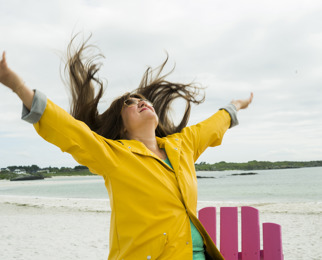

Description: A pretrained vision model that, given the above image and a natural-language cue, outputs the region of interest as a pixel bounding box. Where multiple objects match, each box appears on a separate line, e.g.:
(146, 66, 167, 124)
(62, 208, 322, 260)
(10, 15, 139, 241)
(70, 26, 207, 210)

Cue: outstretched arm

(0, 51, 34, 110)
(0, 51, 115, 176)
(181, 92, 254, 161)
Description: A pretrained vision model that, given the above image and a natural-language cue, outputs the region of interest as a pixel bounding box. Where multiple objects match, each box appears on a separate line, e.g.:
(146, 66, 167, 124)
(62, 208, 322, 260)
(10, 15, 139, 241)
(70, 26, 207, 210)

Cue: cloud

(0, 0, 322, 167)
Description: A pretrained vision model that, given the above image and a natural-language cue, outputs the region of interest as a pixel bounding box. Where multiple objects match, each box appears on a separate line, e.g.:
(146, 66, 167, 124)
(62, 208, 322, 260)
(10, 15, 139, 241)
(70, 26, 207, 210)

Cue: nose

(138, 100, 148, 108)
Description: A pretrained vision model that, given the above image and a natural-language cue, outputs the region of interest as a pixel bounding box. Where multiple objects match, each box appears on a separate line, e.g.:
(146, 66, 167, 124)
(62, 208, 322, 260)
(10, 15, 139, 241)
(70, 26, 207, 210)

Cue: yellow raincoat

(34, 99, 231, 260)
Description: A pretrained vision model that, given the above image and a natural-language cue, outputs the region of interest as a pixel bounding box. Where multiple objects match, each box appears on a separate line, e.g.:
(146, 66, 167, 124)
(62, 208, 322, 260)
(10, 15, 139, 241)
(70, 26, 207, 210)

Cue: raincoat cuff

(220, 103, 239, 128)
(21, 89, 47, 124)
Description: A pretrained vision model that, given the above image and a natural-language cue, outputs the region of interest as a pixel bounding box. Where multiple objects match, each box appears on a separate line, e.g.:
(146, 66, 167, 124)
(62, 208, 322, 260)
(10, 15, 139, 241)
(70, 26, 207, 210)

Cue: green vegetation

(195, 160, 322, 171)
(0, 172, 20, 180)
(0, 165, 92, 180)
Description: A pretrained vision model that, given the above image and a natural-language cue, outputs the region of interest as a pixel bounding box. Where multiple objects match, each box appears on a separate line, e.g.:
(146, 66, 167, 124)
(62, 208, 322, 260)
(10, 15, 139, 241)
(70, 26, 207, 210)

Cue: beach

(0, 196, 110, 260)
(1, 195, 322, 259)
(1, 168, 322, 260)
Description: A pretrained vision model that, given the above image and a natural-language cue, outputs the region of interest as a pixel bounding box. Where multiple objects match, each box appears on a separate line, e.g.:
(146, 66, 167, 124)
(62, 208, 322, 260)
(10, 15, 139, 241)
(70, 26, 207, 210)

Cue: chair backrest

(262, 222, 283, 260)
(220, 207, 238, 259)
(198, 206, 217, 245)
(241, 206, 261, 260)
(198, 206, 283, 260)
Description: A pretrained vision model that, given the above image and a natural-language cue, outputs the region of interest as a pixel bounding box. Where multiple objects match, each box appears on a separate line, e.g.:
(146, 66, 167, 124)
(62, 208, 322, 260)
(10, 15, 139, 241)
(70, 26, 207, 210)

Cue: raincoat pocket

(145, 232, 168, 260)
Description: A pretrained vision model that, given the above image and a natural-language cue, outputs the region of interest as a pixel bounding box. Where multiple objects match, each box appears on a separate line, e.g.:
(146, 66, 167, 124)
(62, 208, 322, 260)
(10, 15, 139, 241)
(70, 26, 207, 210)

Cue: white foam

(0, 195, 111, 212)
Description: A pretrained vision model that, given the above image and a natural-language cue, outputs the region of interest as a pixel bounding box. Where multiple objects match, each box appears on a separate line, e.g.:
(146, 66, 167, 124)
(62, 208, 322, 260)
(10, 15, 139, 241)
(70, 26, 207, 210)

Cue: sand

(0, 196, 110, 260)
(1, 196, 322, 260)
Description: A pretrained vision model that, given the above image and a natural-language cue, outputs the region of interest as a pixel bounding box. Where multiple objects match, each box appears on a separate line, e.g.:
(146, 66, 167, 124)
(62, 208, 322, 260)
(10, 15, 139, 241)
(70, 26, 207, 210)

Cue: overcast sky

(0, 0, 321, 168)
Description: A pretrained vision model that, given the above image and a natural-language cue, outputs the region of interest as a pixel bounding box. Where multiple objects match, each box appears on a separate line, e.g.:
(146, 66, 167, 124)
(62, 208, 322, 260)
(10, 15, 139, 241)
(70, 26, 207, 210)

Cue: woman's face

(120, 97, 158, 135)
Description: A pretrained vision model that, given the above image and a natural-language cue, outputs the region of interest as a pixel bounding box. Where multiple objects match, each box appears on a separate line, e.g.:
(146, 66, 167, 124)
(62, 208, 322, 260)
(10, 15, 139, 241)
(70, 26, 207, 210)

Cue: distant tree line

(0, 165, 90, 180)
(195, 160, 322, 171)
(3, 165, 88, 174)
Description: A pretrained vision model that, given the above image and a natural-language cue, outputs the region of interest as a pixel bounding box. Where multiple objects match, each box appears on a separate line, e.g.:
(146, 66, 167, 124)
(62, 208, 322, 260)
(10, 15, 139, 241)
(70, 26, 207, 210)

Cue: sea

(0, 167, 321, 203)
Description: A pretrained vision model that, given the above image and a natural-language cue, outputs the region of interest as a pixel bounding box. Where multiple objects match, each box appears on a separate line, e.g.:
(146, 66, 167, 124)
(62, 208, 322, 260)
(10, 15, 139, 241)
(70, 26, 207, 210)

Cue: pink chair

(198, 206, 283, 260)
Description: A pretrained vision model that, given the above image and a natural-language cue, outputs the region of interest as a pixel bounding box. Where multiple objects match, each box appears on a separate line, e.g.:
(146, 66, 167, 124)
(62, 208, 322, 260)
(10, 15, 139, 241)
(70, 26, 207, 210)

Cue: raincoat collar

(116, 136, 182, 173)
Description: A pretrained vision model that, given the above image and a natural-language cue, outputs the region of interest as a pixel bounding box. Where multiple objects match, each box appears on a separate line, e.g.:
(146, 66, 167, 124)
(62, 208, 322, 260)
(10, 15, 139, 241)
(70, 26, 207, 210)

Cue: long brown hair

(64, 35, 205, 140)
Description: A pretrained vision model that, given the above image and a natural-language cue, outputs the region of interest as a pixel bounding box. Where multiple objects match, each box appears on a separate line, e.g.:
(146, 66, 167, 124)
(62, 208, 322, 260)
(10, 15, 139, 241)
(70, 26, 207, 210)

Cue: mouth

(140, 107, 149, 112)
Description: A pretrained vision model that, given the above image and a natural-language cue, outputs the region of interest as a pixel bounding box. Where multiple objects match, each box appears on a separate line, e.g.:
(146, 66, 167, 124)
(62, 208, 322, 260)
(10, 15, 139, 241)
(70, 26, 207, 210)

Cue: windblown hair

(64, 35, 205, 140)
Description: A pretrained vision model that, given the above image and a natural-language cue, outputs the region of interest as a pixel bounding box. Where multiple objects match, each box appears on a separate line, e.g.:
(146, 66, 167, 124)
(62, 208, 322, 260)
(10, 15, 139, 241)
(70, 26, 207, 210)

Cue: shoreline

(0, 195, 111, 213)
(1, 194, 321, 214)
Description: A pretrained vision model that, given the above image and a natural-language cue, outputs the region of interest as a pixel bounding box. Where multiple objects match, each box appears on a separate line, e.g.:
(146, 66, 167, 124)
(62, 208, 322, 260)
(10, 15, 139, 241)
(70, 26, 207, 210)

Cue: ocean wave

(0, 195, 111, 213)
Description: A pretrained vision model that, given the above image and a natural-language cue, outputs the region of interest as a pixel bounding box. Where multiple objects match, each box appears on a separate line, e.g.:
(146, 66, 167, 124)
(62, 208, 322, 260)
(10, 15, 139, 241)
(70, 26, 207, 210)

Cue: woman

(0, 38, 253, 260)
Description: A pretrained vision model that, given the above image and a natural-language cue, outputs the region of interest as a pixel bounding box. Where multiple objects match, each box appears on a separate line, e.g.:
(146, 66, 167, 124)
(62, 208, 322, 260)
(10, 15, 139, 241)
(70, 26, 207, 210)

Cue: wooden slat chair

(198, 206, 283, 260)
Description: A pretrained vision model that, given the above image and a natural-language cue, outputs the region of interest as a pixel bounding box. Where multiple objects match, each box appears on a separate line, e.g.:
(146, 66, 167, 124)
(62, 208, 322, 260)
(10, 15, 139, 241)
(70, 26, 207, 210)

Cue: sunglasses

(123, 98, 153, 109)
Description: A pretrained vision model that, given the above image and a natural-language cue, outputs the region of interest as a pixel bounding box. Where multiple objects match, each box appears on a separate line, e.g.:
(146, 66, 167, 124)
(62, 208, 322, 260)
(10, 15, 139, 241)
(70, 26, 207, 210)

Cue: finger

(1, 51, 5, 62)
(1, 52, 8, 67)
(249, 92, 253, 104)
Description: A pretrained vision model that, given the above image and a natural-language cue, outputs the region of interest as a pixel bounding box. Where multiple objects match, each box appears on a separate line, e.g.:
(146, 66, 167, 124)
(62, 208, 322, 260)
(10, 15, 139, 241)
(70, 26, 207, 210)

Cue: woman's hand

(231, 92, 253, 111)
(0, 51, 24, 91)
(0, 51, 34, 110)
(0, 51, 11, 87)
